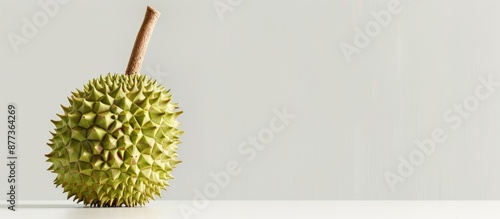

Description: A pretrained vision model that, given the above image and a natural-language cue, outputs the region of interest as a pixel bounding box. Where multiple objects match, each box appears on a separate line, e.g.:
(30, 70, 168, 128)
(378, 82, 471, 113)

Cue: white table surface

(1, 200, 500, 219)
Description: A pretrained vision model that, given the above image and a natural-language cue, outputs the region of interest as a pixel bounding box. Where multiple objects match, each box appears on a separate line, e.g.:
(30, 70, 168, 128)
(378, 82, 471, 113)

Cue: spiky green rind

(46, 73, 183, 207)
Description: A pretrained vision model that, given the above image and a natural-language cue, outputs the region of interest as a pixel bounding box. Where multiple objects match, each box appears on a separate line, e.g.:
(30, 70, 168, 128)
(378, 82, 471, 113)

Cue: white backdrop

(2, 0, 500, 201)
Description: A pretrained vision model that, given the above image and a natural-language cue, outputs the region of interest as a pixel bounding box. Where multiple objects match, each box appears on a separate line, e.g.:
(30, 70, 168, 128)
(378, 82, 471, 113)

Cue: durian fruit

(45, 6, 183, 207)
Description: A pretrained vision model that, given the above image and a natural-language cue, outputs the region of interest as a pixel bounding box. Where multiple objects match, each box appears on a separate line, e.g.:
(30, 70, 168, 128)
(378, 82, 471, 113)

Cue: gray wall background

(2, 0, 500, 200)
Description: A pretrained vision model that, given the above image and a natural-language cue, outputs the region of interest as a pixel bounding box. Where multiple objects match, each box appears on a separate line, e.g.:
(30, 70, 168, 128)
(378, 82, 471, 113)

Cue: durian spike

(125, 6, 161, 75)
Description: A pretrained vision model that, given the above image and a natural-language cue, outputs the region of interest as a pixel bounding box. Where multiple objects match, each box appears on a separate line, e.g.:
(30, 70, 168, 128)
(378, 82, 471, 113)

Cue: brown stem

(125, 6, 160, 75)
